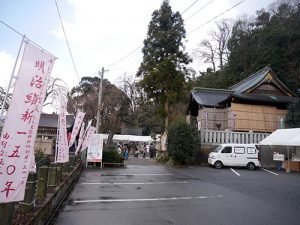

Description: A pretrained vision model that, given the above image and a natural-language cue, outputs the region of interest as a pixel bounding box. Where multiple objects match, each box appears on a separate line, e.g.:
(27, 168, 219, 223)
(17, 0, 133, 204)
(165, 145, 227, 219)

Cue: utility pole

(96, 67, 108, 133)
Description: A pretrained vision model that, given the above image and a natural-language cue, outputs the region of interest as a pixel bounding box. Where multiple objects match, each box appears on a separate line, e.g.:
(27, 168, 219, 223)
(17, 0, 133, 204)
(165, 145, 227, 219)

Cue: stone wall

(0, 155, 82, 225)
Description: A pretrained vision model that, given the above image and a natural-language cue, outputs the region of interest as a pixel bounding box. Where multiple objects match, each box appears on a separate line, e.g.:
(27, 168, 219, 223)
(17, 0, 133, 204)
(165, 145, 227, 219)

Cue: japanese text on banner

(0, 42, 56, 203)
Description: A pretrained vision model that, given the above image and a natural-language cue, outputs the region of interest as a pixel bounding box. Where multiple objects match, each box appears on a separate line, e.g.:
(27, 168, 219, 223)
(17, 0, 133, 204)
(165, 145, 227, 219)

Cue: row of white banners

(0, 40, 96, 203)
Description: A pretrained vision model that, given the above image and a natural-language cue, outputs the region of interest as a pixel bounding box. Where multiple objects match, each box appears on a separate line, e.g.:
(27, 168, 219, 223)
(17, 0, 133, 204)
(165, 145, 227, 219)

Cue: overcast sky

(0, 0, 275, 93)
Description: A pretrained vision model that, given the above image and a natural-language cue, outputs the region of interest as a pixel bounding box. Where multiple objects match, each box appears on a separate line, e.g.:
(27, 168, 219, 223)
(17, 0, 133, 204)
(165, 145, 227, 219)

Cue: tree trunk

(164, 97, 169, 132)
(212, 60, 216, 73)
(107, 133, 114, 145)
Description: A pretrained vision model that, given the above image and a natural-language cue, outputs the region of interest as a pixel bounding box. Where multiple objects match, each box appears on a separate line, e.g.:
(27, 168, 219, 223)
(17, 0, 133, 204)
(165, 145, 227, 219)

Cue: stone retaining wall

(0, 155, 82, 225)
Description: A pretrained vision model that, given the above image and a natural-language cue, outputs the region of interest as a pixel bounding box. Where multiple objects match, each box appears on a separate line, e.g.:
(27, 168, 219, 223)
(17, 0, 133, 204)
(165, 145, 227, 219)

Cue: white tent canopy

(259, 128, 300, 146)
(101, 134, 154, 143)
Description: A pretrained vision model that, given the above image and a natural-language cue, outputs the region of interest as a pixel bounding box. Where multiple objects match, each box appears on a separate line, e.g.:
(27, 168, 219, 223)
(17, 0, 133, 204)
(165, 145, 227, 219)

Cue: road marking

(81, 181, 189, 185)
(90, 173, 172, 176)
(230, 168, 240, 176)
(261, 168, 279, 176)
(120, 174, 172, 176)
(74, 195, 223, 204)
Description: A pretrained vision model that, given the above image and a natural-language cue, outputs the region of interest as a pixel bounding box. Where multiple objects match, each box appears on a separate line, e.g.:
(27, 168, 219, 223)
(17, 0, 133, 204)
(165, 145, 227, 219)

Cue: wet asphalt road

(54, 157, 300, 225)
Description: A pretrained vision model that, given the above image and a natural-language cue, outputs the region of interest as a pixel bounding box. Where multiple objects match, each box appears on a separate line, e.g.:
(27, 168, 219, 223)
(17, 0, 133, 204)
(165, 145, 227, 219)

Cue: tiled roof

(39, 113, 74, 128)
(191, 88, 233, 108)
(229, 66, 295, 96)
(229, 67, 270, 92)
(220, 93, 296, 105)
(190, 66, 296, 108)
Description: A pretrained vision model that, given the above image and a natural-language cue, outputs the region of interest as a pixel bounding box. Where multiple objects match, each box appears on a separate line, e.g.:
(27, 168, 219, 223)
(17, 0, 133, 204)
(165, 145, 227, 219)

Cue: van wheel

(214, 161, 223, 169)
(247, 162, 255, 170)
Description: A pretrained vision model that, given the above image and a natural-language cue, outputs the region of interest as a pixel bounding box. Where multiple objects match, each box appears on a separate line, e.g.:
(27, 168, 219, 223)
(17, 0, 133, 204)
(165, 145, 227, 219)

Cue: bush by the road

(167, 121, 200, 165)
(103, 144, 124, 163)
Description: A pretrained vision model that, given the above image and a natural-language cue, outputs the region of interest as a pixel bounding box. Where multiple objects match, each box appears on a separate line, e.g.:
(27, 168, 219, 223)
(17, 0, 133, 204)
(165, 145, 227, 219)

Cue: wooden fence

(200, 129, 270, 145)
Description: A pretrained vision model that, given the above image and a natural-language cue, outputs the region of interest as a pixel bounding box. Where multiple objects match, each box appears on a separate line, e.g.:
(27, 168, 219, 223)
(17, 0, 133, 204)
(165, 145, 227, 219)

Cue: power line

(188, 0, 245, 35)
(106, 44, 143, 68)
(106, 0, 245, 73)
(110, 58, 142, 73)
(106, 0, 202, 70)
(0, 20, 57, 58)
(181, 0, 200, 14)
(54, 0, 80, 82)
(185, 0, 215, 22)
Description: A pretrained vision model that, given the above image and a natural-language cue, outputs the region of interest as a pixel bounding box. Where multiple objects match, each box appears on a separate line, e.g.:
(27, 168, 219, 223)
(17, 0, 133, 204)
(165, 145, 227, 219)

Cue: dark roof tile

(192, 88, 233, 107)
(39, 113, 74, 128)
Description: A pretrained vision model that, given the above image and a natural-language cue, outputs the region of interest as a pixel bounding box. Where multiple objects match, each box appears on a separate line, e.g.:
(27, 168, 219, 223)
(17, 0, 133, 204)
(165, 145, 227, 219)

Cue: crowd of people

(117, 142, 156, 159)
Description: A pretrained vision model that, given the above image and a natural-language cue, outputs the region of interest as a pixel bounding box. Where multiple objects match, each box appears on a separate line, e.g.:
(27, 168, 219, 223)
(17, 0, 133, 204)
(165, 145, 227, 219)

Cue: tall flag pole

(0, 40, 56, 203)
(0, 36, 25, 123)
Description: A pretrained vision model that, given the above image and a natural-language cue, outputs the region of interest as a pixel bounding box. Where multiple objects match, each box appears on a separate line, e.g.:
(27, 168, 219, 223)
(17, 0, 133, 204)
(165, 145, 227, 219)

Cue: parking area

(55, 160, 300, 225)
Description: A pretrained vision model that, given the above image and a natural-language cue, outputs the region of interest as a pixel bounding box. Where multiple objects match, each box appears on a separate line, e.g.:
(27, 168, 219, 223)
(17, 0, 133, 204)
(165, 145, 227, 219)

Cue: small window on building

(221, 146, 232, 153)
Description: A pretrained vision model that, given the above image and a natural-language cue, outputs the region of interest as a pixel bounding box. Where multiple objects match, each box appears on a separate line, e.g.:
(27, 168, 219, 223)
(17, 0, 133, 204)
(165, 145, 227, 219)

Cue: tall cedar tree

(137, 0, 191, 131)
(285, 99, 300, 128)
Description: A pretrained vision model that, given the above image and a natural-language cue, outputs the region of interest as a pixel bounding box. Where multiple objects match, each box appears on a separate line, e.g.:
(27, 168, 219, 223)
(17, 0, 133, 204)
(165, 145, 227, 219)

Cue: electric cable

(185, 0, 215, 22)
(54, 0, 81, 82)
(188, 0, 245, 35)
(0, 20, 56, 58)
(106, 0, 202, 69)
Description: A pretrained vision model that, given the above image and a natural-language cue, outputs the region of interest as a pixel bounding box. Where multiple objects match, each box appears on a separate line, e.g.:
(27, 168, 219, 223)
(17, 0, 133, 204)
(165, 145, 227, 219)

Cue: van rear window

(247, 147, 256, 154)
(234, 147, 245, 154)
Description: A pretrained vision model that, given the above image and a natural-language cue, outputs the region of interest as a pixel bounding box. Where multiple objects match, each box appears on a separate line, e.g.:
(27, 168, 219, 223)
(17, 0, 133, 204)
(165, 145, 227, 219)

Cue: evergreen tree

(285, 99, 300, 128)
(194, 0, 300, 93)
(137, 0, 191, 131)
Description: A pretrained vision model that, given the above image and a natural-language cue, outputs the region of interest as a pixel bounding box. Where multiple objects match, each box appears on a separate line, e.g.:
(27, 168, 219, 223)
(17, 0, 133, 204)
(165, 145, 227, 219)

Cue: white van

(208, 144, 261, 170)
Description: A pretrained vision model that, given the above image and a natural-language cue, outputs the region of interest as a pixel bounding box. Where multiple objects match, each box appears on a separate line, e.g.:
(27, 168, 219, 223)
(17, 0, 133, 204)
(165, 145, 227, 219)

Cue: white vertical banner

(68, 111, 85, 148)
(87, 134, 103, 163)
(55, 97, 69, 163)
(85, 119, 92, 135)
(205, 111, 208, 130)
(75, 122, 85, 155)
(81, 126, 96, 151)
(232, 112, 237, 130)
(29, 152, 36, 173)
(0, 41, 56, 203)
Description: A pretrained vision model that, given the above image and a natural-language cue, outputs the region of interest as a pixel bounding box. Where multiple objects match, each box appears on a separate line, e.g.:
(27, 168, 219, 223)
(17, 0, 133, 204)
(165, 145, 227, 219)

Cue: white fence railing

(201, 129, 270, 145)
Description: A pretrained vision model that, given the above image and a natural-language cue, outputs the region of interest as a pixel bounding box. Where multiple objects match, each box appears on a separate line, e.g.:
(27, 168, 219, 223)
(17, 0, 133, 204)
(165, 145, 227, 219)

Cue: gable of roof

(228, 66, 296, 96)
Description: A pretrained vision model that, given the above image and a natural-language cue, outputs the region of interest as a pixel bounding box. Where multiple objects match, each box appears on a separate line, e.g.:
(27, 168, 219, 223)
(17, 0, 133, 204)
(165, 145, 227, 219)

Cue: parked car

(208, 143, 261, 170)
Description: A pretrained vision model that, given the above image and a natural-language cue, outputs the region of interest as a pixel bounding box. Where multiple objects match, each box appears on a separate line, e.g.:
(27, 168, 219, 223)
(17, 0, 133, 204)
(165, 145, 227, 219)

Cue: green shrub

(103, 144, 124, 163)
(156, 153, 169, 164)
(167, 121, 200, 165)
